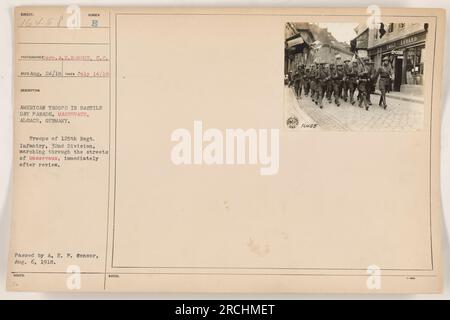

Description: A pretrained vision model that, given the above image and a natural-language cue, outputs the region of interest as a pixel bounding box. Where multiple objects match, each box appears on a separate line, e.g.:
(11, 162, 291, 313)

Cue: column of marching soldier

(287, 55, 393, 111)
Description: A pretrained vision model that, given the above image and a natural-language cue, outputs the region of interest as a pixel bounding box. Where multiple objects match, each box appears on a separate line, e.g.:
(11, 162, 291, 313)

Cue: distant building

(353, 23, 428, 95)
(285, 23, 353, 74)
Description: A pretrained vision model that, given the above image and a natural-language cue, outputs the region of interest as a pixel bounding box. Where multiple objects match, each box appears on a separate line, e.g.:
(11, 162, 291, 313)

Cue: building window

(405, 45, 424, 85)
(388, 23, 394, 33)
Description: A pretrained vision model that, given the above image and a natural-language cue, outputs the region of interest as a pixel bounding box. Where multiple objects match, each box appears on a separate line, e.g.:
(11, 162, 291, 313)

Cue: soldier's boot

(358, 92, 364, 108)
(368, 93, 372, 105)
(379, 91, 387, 109)
(334, 85, 341, 106)
(350, 90, 355, 105)
(363, 94, 369, 111)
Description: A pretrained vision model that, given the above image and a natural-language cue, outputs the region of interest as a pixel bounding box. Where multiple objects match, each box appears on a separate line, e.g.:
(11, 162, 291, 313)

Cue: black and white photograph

(284, 22, 428, 131)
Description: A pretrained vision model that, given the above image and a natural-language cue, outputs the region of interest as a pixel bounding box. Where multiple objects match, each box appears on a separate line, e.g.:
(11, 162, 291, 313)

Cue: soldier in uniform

(315, 63, 327, 108)
(342, 58, 351, 102)
(374, 56, 393, 109)
(310, 63, 317, 102)
(347, 60, 359, 105)
(292, 64, 301, 98)
(287, 70, 293, 87)
(356, 57, 368, 103)
(333, 54, 343, 99)
(298, 64, 306, 98)
(331, 63, 345, 106)
(366, 59, 376, 106)
(357, 59, 370, 110)
(303, 65, 311, 97)
(313, 63, 321, 104)
(326, 63, 335, 103)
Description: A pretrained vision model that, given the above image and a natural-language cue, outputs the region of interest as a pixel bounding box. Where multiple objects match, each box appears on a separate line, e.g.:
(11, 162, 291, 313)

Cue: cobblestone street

(284, 86, 424, 131)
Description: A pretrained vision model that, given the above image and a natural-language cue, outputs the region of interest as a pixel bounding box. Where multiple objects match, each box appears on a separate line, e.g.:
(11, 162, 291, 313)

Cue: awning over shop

(286, 36, 304, 48)
(286, 31, 313, 48)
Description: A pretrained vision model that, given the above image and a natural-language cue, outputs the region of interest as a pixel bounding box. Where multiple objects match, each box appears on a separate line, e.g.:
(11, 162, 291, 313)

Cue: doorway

(393, 57, 403, 92)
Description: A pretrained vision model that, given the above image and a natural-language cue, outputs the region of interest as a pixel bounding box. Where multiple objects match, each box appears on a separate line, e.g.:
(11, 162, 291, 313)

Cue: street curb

(372, 91, 424, 104)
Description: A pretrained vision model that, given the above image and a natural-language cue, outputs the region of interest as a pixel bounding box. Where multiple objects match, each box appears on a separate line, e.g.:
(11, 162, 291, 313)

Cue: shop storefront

(369, 30, 427, 94)
(285, 32, 313, 74)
